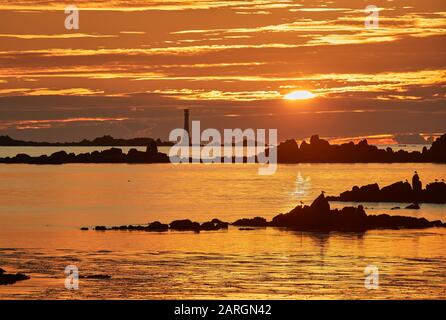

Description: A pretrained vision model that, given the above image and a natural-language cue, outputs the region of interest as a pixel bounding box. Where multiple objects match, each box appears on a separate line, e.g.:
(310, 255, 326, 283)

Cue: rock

(269, 195, 440, 232)
(94, 226, 107, 231)
(200, 219, 229, 231)
(146, 141, 158, 154)
(170, 219, 200, 231)
(146, 221, 169, 231)
(232, 217, 268, 227)
(391, 207, 401, 210)
(412, 173, 422, 193)
(380, 181, 413, 202)
(405, 203, 420, 209)
(0, 268, 5, 274)
(0, 272, 30, 285)
(276, 139, 299, 163)
(432, 220, 444, 227)
(80, 227, 89, 231)
(310, 192, 330, 215)
(0, 146, 170, 164)
(327, 176, 446, 204)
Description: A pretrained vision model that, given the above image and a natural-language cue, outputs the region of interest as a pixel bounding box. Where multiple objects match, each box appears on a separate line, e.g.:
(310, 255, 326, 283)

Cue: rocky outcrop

(267, 133, 446, 163)
(200, 219, 229, 231)
(87, 218, 229, 233)
(0, 146, 170, 164)
(327, 176, 446, 203)
(0, 135, 173, 147)
(0, 269, 30, 285)
(235, 193, 445, 232)
(147, 221, 169, 231)
(232, 217, 268, 227)
(84, 193, 445, 234)
(170, 219, 201, 231)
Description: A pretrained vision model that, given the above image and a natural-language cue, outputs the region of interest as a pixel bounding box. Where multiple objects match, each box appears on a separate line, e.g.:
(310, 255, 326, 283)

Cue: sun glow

(284, 90, 316, 100)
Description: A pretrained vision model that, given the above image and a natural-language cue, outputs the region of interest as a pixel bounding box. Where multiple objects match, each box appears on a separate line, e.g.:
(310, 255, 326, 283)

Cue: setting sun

(284, 90, 316, 100)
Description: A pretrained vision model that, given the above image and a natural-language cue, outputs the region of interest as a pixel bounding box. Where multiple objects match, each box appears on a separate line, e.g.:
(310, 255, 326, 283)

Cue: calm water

(0, 162, 445, 299)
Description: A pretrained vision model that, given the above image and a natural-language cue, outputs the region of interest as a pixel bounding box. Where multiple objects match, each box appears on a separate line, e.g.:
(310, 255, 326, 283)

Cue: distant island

(83, 193, 445, 233)
(326, 173, 446, 204)
(0, 135, 174, 147)
(271, 133, 446, 163)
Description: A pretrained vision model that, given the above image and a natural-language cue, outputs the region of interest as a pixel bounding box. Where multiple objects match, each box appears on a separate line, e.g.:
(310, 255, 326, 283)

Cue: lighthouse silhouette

(183, 109, 191, 146)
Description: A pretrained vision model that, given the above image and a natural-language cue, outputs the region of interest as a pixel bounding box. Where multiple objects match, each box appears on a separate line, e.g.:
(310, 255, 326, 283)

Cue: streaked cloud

(0, 0, 445, 141)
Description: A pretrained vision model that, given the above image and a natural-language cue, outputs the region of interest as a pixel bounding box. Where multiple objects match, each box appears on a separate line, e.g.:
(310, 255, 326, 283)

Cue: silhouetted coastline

(0, 135, 173, 147)
(0, 141, 169, 164)
(1, 133, 445, 164)
(271, 133, 446, 163)
(84, 193, 445, 233)
(326, 174, 446, 204)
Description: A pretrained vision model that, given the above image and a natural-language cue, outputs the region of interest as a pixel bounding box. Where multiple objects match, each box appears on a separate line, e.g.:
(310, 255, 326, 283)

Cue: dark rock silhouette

(147, 221, 169, 231)
(270, 193, 367, 231)
(0, 135, 173, 147)
(170, 219, 201, 231)
(235, 193, 445, 232)
(394, 133, 429, 145)
(0, 145, 170, 164)
(80, 227, 89, 231)
(405, 203, 420, 209)
(412, 172, 422, 192)
(0, 269, 30, 285)
(264, 133, 446, 163)
(89, 218, 229, 233)
(200, 219, 229, 231)
(327, 175, 446, 203)
(3, 133, 445, 164)
(86, 193, 444, 234)
(232, 217, 268, 227)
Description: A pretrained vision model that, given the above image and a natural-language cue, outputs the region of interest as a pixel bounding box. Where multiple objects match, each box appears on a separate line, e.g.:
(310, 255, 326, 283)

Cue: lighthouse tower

(183, 109, 191, 146)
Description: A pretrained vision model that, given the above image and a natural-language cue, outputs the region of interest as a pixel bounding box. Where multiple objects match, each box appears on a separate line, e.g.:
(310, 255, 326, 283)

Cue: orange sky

(0, 0, 445, 141)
